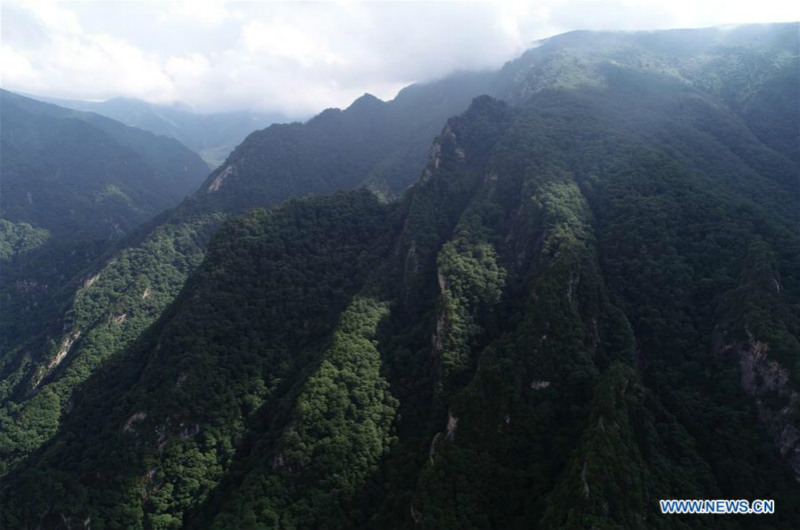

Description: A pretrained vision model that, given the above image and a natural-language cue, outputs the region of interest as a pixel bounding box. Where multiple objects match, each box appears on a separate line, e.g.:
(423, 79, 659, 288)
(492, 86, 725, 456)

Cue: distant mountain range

(1, 90, 210, 241)
(21, 93, 292, 167)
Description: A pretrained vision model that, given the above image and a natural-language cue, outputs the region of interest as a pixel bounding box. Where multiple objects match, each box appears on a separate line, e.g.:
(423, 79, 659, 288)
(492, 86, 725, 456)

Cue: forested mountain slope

(194, 71, 494, 212)
(24, 94, 288, 168)
(0, 70, 495, 475)
(1, 23, 798, 529)
(0, 91, 209, 353)
(493, 24, 799, 166)
(0, 90, 210, 242)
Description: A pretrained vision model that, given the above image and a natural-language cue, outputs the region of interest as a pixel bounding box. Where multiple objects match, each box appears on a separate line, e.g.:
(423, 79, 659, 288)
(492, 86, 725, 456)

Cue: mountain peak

(348, 93, 385, 111)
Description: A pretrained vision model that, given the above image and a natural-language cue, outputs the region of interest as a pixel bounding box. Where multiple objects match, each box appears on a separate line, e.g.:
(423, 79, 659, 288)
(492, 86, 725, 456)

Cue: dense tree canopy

(1, 23, 798, 530)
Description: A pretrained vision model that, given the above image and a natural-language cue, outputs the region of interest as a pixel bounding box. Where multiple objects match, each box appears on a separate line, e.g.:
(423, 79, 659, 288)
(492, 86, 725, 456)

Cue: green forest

(0, 22, 798, 530)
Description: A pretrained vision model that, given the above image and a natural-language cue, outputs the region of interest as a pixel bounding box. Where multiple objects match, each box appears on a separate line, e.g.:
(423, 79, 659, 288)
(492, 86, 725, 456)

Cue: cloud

(0, 46, 35, 82)
(1, 2, 174, 102)
(156, 0, 237, 26)
(1, 1, 797, 116)
(241, 20, 346, 67)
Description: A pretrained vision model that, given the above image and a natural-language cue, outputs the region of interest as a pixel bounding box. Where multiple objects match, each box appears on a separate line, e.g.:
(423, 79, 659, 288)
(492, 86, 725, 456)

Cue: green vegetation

(0, 191, 393, 529)
(0, 213, 221, 473)
(1, 23, 798, 530)
(0, 90, 211, 400)
(437, 237, 506, 379)
(0, 90, 209, 242)
(0, 220, 49, 262)
(0, 67, 495, 476)
(196, 72, 493, 214)
(210, 296, 398, 529)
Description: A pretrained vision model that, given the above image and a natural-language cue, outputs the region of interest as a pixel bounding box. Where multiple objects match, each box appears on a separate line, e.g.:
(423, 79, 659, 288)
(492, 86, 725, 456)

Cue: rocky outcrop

(48, 331, 81, 371)
(446, 411, 459, 441)
(123, 411, 147, 433)
(30, 330, 83, 390)
(83, 273, 100, 289)
(428, 432, 443, 464)
(718, 328, 800, 482)
(431, 267, 448, 351)
(207, 163, 237, 193)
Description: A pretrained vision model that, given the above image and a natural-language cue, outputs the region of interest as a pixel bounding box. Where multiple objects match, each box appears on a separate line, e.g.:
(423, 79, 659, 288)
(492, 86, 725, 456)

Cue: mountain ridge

(0, 90, 211, 354)
(16, 92, 291, 168)
(1, 23, 798, 529)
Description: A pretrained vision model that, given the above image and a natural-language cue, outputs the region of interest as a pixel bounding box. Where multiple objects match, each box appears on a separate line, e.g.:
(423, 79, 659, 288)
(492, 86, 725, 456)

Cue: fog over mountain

(20, 93, 292, 167)
(1, 1, 797, 116)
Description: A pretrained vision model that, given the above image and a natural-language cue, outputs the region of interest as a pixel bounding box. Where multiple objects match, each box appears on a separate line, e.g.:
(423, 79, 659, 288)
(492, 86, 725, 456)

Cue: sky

(1, 1, 798, 117)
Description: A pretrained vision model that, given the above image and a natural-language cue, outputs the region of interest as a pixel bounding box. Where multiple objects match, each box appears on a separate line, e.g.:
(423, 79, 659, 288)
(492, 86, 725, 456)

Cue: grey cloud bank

(1, 1, 797, 117)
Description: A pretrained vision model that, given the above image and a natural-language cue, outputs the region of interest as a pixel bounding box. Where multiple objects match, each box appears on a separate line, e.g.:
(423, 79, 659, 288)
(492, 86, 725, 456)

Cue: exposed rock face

(428, 432, 443, 464)
(719, 329, 800, 482)
(31, 330, 83, 390)
(410, 505, 423, 524)
(530, 380, 551, 390)
(581, 459, 590, 499)
(207, 163, 237, 193)
(123, 411, 147, 433)
(179, 422, 200, 440)
(48, 331, 81, 371)
(271, 453, 285, 471)
(431, 311, 446, 352)
(431, 267, 448, 351)
(83, 273, 100, 289)
(446, 411, 459, 441)
(437, 268, 447, 292)
(430, 142, 442, 170)
(421, 142, 442, 183)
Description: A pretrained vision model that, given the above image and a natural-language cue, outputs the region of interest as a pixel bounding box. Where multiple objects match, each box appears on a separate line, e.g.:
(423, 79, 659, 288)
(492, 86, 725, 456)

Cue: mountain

(1, 22, 799, 529)
(195, 71, 495, 212)
(0, 90, 210, 349)
(0, 68, 496, 478)
(0, 90, 210, 242)
(491, 24, 799, 166)
(25, 94, 290, 168)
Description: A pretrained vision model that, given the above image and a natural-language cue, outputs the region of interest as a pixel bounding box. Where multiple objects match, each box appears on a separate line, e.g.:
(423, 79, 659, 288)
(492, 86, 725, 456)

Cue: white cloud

(241, 20, 346, 67)
(156, 0, 237, 26)
(1, 2, 174, 102)
(0, 45, 35, 84)
(166, 52, 210, 80)
(23, 0, 82, 33)
(0, 1, 797, 116)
